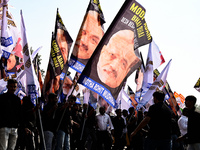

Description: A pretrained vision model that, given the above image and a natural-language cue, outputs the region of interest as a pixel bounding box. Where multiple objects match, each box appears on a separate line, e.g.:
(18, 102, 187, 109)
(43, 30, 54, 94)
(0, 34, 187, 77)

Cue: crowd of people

(0, 79, 200, 150)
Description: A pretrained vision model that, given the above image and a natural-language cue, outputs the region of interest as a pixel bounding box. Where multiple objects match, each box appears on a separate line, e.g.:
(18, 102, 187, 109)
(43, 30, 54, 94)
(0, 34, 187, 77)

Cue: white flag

(137, 59, 172, 110)
(1, 1, 19, 59)
(116, 89, 133, 110)
(21, 10, 38, 105)
(151, 40, 165, 70)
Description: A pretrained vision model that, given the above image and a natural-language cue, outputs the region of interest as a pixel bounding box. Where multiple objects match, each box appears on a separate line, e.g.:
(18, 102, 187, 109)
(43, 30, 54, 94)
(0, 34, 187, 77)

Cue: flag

(136, 59, 172, 110)
(174, 92, 185, 109)
(42, 9, 73, 100)
(20, 10, 39, 105)
(75, 97, 81, 105)
(140, 40, 165, 100)
(0, 1, 20, 60)
(126, 85, 138, 108)
(140, 43, 154, 99)
(116, 89, 134, 110)
(194, 77, 200, 92)
(0, 1, 22, 77)
(150, 40, 165, 70)
(127, 85, 134, 95)
(134, 64, 144, 102)
(78, 0, 152, 108)
(68, 0, 105, 73)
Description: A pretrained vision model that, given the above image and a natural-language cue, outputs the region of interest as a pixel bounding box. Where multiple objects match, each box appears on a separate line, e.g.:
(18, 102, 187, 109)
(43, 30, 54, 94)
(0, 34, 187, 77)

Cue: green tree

(30, 47, 45, 78)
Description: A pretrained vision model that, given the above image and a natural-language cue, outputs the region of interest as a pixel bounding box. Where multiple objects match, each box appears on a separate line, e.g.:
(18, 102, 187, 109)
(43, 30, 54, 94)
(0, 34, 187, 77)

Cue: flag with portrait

(78, 0, 152, 108)
(0, 1, 21, 77)
(42, 9, 73, 100)
(68, 0, 105, 73)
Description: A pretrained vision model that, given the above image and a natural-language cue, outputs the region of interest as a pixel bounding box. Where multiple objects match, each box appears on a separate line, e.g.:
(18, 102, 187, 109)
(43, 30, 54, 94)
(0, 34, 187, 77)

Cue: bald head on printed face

(97, 29, 139, 88)
(73, 10, 104, 60)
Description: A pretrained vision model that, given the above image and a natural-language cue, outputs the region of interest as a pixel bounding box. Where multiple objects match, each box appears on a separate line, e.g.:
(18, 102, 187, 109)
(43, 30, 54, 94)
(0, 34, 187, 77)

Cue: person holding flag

(131, 90, 173, 150)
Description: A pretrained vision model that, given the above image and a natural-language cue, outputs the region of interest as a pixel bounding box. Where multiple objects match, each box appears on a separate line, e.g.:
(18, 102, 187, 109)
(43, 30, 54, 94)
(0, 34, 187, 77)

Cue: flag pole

(35, 94, 46, 150)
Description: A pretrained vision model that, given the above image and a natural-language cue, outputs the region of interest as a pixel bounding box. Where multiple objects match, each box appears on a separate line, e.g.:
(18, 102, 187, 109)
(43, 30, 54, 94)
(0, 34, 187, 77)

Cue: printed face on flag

(78, 0, 152, 107)
(56, 29, 68, 65)
(97, 30, 140, 88)
(7, 54, 16, 71)
(62, 76, 73, 95)
(73, 10, 104, 61)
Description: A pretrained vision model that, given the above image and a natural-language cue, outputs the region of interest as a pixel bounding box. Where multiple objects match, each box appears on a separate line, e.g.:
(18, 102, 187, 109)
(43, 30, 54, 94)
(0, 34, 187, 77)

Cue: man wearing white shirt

(178, 107, 189, 150)
(96, 107, 114, 150)
(178, 108, 188, 136)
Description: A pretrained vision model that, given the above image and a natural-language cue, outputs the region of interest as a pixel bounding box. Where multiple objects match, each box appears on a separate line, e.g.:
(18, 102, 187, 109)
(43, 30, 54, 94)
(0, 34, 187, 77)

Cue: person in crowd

(0, 79, 22, 150)
(131, 90, 173, 150)
(171, 114, 181, 150)
(54, 95, 76, 150)
(18, 96, 40, 150)
(96, 107, 114, 150)
(112, 109, 126, 150)
(121, 109, 129, 148)
(80, 104, 97, 150)
(126, 107, 138, 150)
(42, 93, 58, 150)
(70, 103, 82, 150)
(177, 107, 189, 150)
(177, 95, 200, 150)
(97, 29, 140, 88)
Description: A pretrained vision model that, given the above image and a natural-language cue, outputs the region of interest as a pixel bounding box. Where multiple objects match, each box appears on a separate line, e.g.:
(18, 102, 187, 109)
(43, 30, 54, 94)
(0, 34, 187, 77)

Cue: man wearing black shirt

(177, 95, 200, 150)
(131, 90, 173, 150)
(0, 79, 21, 150)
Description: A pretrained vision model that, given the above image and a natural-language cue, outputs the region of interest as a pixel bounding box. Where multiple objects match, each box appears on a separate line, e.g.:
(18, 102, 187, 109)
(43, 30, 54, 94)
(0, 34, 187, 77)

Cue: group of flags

(0, 0, 199, 115)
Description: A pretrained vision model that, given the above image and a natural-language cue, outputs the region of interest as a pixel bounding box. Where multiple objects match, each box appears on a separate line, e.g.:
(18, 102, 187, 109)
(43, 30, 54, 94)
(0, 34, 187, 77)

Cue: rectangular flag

(78, 0, 152, 108)
(42, 9, 73, 100)
(68, 0, 105, 73)
(194, 77, 200, 92)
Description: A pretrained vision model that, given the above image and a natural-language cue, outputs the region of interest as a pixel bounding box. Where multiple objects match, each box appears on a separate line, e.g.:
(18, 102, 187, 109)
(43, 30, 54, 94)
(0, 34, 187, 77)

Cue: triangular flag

(21, 10, 39, 105)
(137, 59, 172, 110)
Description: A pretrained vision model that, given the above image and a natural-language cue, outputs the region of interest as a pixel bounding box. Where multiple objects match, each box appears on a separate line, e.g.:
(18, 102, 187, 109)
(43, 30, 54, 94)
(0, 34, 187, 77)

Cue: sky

(8, 0, 200, 104)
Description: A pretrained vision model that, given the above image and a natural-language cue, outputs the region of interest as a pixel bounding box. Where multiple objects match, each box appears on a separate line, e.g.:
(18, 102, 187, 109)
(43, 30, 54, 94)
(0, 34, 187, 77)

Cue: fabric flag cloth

(68, 0, 105, 73)
(75, 97, 81, 105)
(1, 0, 17, 59)
(135, 64, 144, 102)
(194, 77, 200, 92)
(127, 85, 134, 95)
(0, 1, 22, 77)
(78, 0, 152, 108)
(140, 40, 165, 100)
(174, 92, 185, 110)
(20, 10, 39, 105)
(126, 85, 138, 108)
(42, 9, 73, 100)
(116, 89, 134, 110)
(136, 59, 172, 110)
(150, 40, 165, 70)
(1, 1, 21, 78)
